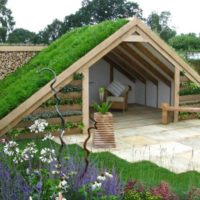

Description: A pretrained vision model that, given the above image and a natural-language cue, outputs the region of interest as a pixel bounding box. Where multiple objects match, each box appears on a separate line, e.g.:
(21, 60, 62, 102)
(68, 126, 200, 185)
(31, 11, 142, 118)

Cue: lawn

(3, 138, 200, 199)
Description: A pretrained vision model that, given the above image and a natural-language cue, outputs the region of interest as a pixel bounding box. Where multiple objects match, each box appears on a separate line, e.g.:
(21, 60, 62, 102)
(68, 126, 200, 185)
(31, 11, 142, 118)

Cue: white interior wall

(89, 59, 136, 104)
(89, 59, 171, 108)
(146, 80, 157, 107)
(135, 80, 171, 108)
(135, 80, 145, 105)
(89, 59, 110, 104)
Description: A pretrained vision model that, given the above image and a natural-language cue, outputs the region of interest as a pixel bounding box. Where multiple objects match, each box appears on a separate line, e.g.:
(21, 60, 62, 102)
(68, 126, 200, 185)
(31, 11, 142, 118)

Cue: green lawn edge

(4, 139, 200, 198)
(0, 19, 128, 119)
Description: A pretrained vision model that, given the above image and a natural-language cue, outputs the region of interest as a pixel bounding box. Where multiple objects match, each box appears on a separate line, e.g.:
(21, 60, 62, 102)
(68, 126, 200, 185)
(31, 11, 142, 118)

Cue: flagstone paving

(54, 105, 200, 174)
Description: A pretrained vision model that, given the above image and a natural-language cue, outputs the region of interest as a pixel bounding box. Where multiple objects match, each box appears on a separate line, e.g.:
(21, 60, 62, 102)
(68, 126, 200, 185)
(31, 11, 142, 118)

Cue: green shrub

(179, 82, 200, 96)
(92, 102, 112, 114)
(123, 190, 161, 200)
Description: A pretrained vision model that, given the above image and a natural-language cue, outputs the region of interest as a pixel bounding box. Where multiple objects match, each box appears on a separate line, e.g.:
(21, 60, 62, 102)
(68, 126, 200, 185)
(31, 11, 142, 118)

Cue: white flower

(39, 148, 56, 164)
(97, 174, 106, 182)
(58, 180, 69, 190)
(55, 192, 66, 200)
(51, 170, 60, 175)
(91, 181, 102, 191)
(13, 151, 24, 164)
(29, 119, 48, 133)
(105, 172, 113, 178)
(4, 141, 19, 156)
(42, 133, 54, 141)
(22, 142, 38, 160)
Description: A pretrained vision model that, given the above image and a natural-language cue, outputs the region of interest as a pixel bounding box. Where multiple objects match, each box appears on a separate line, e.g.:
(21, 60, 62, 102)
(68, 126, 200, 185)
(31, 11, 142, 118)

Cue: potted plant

(98, 87, 105, 102)
(92, 102, 116, 148)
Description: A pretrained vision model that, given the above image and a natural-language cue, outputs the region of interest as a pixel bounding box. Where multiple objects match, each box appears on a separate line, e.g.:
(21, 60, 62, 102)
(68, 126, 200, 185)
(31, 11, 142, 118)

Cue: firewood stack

(0, 51, 37, 80)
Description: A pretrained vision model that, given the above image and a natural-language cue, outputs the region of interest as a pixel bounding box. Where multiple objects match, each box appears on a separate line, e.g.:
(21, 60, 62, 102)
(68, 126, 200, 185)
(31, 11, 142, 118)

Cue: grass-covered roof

(0, 19, 128, 119)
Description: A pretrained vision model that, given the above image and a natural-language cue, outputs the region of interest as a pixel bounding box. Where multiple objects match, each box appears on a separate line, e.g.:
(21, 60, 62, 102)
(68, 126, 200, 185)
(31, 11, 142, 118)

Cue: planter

(16, 115, 82, 129)
(11, 128, 82, 140)
(93, 112, 116, 148)
(180, 94, 200, 105)
(33, 104, 82, 114)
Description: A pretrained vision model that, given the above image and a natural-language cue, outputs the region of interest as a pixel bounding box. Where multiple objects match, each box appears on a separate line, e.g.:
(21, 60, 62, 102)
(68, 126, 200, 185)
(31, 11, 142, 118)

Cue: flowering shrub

(151, 182, 179, 200)
(1, 119, 123, 200)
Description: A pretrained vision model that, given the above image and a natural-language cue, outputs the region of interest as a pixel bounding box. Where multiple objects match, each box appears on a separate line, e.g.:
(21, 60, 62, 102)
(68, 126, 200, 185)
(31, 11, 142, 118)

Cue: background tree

(40, 0, 143, 44)
(0, 0, 15, 42)
(169, 33, 200, 51)
(147, 11, 176, 42)
(7, 28, 39, 44)
(37, 19, 64, 44)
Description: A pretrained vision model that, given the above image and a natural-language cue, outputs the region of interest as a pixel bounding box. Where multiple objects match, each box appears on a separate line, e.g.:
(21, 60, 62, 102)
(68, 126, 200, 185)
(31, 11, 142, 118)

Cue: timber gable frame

(0, 17, 200, 136)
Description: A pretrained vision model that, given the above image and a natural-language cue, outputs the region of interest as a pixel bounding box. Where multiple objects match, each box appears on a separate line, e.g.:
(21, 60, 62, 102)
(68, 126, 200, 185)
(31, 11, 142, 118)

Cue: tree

(7, 28, 39, 44)
(169, 33, 200, 51)
(40, 0, 143, 44)
(80, 0, 143, 24)
(147, 11, 176, 42)
(37, 19, 64, 44)
(0, 0, 15, 42)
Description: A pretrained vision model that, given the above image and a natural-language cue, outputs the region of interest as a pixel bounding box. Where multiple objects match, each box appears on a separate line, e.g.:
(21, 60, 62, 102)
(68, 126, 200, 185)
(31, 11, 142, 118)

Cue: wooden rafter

(133, 42, 174, 78)
(104, 56, 136, 83)
(113, 48, 158, 85)
(134, 21, 200, 86)
(107, 52, 146, 84)
(121, 43, 171, 87)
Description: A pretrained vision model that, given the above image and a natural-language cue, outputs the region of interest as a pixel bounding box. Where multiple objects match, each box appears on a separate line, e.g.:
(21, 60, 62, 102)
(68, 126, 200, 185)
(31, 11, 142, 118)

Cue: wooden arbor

(1, 17, 200, 137)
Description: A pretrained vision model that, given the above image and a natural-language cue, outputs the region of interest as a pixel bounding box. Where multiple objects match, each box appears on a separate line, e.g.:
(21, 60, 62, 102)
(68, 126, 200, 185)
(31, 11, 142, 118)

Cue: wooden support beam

(113, 48, 158, 85)
(174, 67, 180, 122)
(81, 68, 89, 134)
(133, 42, 174, 78)
(123, 35, 147, 43)
(107, 52, 146, 84)
(104, 56, 136, 84)
(120, 43, 171, 87)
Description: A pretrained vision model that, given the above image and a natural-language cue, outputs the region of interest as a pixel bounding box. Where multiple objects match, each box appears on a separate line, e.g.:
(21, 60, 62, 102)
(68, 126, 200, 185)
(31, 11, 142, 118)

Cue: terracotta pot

(93, 112, 116, 148)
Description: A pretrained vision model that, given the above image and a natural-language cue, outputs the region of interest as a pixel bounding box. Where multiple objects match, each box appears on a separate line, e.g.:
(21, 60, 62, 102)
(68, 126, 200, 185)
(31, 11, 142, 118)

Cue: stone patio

(54, 105, 200, 173)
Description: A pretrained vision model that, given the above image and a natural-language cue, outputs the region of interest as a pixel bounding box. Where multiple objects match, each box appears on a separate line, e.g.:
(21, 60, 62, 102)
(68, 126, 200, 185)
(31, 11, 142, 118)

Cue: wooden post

(82, 68, 89, 134)
(174, 67, 180, 122)
(161, 102, 169, 124)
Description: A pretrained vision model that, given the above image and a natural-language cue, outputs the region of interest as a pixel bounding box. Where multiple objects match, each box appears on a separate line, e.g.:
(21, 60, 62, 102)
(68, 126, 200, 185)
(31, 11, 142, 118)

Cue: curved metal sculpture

(80, 117, 97, 179)
(38, 67, 97, 178)
(38, 68, 66, 160)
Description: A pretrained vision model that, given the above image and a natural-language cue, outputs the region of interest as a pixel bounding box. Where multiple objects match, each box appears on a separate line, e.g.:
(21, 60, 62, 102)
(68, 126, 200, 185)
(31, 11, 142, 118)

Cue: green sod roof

(0, 19, 128, 119)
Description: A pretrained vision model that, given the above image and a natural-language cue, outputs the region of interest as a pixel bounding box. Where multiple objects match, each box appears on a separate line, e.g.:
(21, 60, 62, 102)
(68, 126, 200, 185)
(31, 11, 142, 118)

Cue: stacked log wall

(0, 45, 46, 80)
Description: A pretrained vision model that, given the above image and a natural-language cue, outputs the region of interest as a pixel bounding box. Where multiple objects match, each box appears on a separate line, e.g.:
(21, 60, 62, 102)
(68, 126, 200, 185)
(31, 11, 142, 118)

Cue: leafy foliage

(73, 72, 84, 80)
(60, 85, 82, 93)
(92, 102, 112, 114)
(42, 97, 82, 107)
(7, 28, 39, 44)
(39, 0, 143, 44)
(169, 33, 200, 52)
(22, 111, 82, 122)
(0, 19, 128, 119)
(179, 82, 200, 96)
(0, 0, 15, 42)
(147, 11, 176, 42)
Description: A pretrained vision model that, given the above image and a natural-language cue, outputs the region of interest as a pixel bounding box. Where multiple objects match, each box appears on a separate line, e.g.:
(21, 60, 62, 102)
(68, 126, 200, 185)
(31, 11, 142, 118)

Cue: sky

(7, 0, 200, 34)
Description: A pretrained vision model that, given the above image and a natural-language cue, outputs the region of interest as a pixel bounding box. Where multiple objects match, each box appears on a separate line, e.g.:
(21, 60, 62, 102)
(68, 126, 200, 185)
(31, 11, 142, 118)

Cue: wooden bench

(161, 102, 200, 124)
